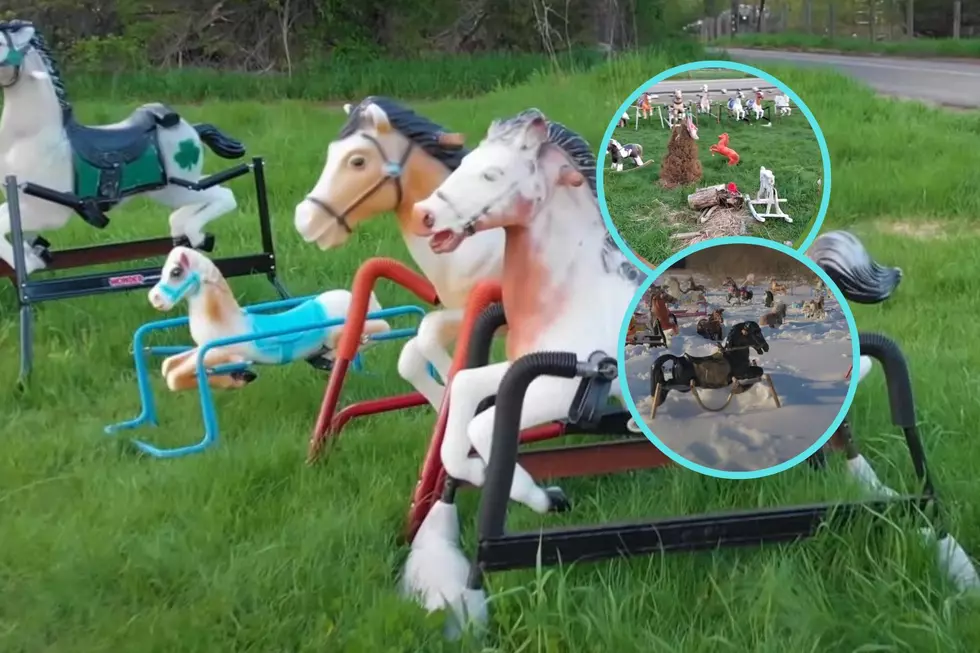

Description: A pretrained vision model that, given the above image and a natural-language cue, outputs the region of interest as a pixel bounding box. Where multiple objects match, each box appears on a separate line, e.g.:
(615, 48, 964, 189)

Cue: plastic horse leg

(164, 346, 250, 391)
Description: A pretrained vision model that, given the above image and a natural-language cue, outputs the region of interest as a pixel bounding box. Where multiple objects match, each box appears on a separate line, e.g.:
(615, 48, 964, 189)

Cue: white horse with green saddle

(0, 19, 246, 274)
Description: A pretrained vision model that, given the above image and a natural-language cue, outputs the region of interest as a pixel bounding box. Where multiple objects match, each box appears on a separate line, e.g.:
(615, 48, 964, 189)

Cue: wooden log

(687, 184, 726, 210)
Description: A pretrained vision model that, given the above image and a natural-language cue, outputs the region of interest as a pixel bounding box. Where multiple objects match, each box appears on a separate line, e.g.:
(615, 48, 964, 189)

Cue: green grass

(3, 54, 980, 650)
(60, 39, 708, 103)
(603, 110, 821, 263)
(729, 32, 980, 58)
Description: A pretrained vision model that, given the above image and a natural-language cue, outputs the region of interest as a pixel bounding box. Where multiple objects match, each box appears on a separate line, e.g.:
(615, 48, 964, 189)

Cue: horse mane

(1, 20, 71, 116)
(489, 109, 643, 287)
(338, 96, 469, 171)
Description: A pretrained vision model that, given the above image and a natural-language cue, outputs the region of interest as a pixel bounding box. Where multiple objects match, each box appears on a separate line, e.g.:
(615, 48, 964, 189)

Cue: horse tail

(193, 123, 247, 159)
(636, 144, 644, 158)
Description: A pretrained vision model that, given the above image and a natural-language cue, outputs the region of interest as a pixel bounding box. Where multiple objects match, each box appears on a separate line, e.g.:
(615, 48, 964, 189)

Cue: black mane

(0, 20, 71, 116)
(339, 96, 469, 171)
(545, 120, 597, 196)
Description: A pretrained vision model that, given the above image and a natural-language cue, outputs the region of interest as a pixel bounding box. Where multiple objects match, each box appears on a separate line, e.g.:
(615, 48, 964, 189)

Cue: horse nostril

(422, 212, 435, 229)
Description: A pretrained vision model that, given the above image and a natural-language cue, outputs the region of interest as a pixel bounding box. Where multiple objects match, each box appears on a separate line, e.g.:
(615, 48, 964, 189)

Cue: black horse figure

(648, 321, 779, 416)
(764, 289, 774, 307)
(725, 277, 754, 304)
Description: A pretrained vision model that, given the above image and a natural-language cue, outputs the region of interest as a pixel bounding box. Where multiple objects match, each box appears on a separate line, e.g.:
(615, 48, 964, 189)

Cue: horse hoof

(171, 235, 192, 248)
(305, 354, 335, 373)
(197, 233, 216, 253)
(546, 487, 572, 513)
(231, 370, 257, 384)
(29, 237, 53, 265)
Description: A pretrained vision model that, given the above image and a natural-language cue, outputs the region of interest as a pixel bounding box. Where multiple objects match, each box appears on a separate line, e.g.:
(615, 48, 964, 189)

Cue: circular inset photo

(620, 238, 857, 478)
(599, 61, 830, 267)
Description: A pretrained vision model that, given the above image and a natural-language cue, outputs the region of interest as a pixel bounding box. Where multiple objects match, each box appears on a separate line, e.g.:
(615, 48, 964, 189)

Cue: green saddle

(67, 102, 179, 206)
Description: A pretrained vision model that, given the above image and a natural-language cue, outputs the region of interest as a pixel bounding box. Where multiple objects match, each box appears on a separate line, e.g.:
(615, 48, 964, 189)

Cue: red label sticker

(108, 274, 146, 288)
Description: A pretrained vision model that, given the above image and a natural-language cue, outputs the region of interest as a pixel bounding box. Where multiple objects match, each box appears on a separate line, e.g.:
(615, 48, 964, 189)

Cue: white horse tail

(635, 144, 643, 158)
(193, 123, 247, 159)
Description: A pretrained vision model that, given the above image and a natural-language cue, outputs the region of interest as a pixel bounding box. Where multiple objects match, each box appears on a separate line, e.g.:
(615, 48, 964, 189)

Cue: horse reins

(304, 133, 414, 235)
(1, 30, 24, 88)
(434, 179, 522, 237)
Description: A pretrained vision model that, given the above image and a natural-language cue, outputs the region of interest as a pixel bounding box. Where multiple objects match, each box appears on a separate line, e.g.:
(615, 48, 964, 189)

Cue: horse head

(148, 247, 221, 311)
(0, 20, 54, 88)
(684, 115, 699, 140)
(409, 108, 588, 253)
(294, 97, 467, 250)
(728, 321, 769, 355)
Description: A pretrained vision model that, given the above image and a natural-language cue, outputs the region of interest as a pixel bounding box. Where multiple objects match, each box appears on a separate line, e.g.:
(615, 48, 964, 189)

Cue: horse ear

(178, 251, 190, 268)
(9, 24, 35, 49)
(522, 110, 549, 149)
(361, 103, 392, 135)
(342, 103, 353, 115)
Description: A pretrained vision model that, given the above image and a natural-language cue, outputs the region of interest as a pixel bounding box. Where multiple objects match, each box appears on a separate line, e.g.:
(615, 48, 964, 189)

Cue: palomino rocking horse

(105, 247, 426, 458)
(296, 97, 517, 463)
(647, 320, 780, 419)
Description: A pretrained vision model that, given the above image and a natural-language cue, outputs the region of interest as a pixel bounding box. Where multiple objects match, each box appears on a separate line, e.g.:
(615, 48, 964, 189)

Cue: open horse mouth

(429, 229, 466, 253)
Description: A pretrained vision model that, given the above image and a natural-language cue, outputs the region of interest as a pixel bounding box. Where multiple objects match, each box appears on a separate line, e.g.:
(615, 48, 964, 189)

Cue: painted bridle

(154, 263, 203, 305)
(304, 133, 414, 235)
(0, 27, 27, 88)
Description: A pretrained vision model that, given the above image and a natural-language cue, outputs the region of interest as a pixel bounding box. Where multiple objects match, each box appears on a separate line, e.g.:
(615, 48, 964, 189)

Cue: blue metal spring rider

(105, 246, 430, 458)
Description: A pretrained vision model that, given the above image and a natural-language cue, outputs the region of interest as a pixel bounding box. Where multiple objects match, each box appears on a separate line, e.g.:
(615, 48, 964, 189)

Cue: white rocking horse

(403, 109, 643, 631)
(774, 93, 792, 116)
(148, 246, 392, 392)
(697, 84, 711, 114)
(746, 87, 766, 121)
(746, 166, 792, 223)
(724, 89, 746, 122)
(0, 20, 245, 275)
(606, 138, 645, 172)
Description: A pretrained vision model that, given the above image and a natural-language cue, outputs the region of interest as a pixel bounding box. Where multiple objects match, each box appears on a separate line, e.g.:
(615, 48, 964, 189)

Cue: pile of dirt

(659, 124, 703, 189)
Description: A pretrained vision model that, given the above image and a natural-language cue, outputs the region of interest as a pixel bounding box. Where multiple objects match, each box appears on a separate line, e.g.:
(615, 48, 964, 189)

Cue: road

(644, 77, 777, 98)
(712, 48, 980, 108)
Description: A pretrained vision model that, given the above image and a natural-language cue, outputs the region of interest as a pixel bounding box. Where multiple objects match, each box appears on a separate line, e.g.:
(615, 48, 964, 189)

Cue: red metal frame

(306, 258, 439, 463)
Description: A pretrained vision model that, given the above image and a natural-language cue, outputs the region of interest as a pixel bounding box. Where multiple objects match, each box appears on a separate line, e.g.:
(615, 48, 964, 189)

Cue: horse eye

(349, 155, 366, 168)
(483, 167, 503, 182)
(170, 266, 183, 279)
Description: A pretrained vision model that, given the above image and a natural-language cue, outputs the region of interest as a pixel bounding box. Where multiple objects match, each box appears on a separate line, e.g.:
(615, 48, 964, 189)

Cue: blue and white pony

(147, 246, 391, 391)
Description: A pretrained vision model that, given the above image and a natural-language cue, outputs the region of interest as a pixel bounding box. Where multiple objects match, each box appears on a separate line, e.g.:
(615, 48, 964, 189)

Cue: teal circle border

(617, 236, 860, 480)
(597, 59, 832, 273)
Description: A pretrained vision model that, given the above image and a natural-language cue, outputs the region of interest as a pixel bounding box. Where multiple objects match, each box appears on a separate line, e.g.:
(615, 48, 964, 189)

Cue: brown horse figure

(696, 308, 725, 341)
(293, 97, 492, 410)
(650, 289, 679, 335)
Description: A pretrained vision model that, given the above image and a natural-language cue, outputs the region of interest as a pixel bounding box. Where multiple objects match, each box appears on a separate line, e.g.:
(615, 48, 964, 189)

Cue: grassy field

(3, 51, 980, 651)
(603, 107, 821, 262)
(729, 33, 980, 58)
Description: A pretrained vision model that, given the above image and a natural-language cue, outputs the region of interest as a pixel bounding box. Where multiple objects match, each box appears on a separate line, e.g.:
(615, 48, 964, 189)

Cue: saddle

(684, 351, 731, 388)
(67, 102, 179, 168)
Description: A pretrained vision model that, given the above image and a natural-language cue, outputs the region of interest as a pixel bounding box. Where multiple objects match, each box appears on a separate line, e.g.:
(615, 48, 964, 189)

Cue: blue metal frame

(105, 299, 428, 458)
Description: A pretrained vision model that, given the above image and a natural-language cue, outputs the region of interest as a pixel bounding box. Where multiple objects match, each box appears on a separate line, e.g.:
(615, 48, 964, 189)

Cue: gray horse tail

(193, 123, 247, 159)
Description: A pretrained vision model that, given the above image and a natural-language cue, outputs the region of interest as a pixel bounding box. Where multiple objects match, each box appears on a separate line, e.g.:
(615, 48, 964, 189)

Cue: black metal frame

(464, 332, 945, 592)
(3, 156, 287, 382)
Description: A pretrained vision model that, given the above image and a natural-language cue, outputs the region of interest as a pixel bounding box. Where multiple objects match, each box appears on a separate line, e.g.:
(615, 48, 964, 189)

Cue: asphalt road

(713, 48, 980, 108)
(644, 77, 778, 97)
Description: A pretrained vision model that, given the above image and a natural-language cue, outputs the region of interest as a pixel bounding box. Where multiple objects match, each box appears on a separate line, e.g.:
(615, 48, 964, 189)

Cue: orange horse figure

(709, 133, 740, 166)
(649, 290, 679, 336)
